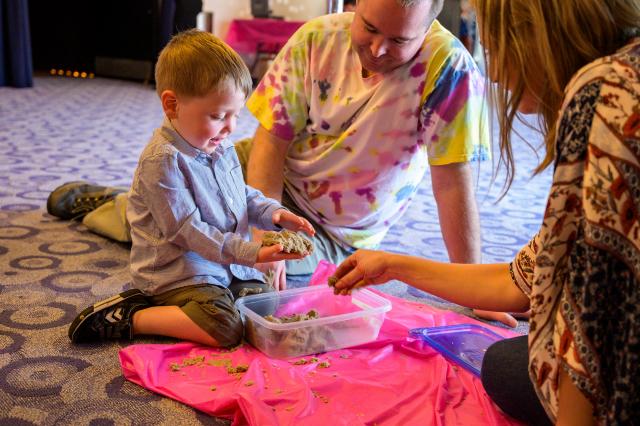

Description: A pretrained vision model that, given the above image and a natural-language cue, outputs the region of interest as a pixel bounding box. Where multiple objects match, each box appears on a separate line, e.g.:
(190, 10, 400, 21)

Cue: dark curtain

(159, 0, 203, 51)
(0, 0, 33, 87)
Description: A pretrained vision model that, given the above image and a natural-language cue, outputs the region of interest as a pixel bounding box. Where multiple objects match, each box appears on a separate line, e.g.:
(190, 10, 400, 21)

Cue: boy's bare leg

(132, 306, 220, 346)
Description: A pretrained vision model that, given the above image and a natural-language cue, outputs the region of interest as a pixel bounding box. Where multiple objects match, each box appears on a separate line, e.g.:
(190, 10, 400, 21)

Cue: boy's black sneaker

(69, 289, 149, 343)
(47, 181, 127, 220)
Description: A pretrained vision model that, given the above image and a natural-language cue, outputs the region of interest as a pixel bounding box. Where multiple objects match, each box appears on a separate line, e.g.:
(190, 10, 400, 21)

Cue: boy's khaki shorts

(150, 280, 273, 347)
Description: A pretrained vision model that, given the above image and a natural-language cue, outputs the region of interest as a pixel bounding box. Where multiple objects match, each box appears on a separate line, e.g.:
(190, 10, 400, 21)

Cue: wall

(202, 0, 329, 39)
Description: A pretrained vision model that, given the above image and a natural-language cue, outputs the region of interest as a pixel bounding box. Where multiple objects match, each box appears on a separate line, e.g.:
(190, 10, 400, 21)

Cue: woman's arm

(332, 250, 530, 313)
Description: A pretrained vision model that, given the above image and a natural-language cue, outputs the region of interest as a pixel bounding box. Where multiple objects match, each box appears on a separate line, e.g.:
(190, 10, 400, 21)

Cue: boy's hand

(254, 261, 287, 290)
(252, 227, 288, 290)
(256, 244, 307, 264)
(272, 209, 315, 237)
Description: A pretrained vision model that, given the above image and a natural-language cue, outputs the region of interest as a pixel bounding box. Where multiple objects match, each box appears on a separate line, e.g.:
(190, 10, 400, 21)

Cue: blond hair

(473, 0, 640, 193)
(154, 29, 253, 99)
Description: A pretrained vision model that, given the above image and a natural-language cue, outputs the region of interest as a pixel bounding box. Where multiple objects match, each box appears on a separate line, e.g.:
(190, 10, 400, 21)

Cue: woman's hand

(331, 250, 394, 295)
(272, 209, 315, 236)
(472, 309, 519, 328)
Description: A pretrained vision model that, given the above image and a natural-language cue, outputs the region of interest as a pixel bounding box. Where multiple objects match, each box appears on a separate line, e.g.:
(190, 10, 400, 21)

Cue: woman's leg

(481, 335, 552, 426)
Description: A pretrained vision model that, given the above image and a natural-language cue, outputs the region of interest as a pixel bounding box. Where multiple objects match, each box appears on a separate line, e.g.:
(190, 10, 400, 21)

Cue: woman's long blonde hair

(472, 0, 640, 193)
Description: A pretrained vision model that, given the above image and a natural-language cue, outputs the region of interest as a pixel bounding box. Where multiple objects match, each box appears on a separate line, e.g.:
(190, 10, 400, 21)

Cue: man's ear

(161, 90, 178, 119)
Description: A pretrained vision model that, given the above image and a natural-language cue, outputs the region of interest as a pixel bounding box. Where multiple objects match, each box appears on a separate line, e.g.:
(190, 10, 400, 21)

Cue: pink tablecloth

(119, 263, 523, 425)
(224, 18, 304, 55)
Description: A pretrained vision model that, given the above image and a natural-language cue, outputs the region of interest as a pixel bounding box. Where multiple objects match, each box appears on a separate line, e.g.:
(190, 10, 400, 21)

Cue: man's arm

(247, 124, 292, 289)
(431, 161, 522, 327)
(430, 162, 481, 263)
(247, 124, 290, 201)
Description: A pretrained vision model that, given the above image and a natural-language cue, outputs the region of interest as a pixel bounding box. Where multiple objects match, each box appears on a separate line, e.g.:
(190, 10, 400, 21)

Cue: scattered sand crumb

(312, 390, 330, 404)
(239, 287, 263, 297)
(227, 364, 249, 375)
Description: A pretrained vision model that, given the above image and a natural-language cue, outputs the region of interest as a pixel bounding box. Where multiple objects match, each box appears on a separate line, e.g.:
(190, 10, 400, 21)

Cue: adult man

(50, 0, 509, 321)
(240, 0, 487, 286)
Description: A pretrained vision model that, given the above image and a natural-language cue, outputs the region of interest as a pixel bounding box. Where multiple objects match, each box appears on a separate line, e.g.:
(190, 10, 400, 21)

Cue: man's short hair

(397, 0, 444, 19)
(154, 29, 253, 99)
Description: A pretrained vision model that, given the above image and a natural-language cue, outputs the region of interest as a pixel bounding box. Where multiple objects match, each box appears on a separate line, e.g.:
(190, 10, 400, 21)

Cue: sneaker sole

(68, 289, 146, 343)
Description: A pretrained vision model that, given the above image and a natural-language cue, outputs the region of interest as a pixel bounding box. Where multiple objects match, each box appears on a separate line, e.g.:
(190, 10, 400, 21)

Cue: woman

(331, 0, 640, 424)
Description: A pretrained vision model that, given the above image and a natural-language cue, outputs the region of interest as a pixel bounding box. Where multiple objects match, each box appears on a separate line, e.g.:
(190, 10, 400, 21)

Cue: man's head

(350, 0, 444, 74)
(155, 30, 253, 154)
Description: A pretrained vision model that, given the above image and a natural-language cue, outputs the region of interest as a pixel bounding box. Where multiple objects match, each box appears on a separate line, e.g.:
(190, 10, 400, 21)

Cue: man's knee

(229, 281, 277, 317)
(82, 193, 131, 242)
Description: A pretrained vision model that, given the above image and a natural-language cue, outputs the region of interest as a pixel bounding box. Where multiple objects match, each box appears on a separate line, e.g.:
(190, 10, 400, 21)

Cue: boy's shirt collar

(160, 117, 232, 162)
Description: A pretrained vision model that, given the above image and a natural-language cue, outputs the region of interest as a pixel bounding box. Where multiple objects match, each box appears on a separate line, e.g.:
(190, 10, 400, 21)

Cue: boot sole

(68, 289, 146, 343)
(46, 181, 128, 220)
(46, 181, 88, 219)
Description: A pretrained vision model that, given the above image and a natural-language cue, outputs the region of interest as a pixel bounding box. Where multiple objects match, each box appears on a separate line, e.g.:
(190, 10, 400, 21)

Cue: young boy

(68, 30, 315, 348)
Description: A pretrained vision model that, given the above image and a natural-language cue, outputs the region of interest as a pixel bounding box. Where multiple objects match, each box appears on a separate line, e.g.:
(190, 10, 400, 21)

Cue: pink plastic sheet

(120, 261, 522, 425)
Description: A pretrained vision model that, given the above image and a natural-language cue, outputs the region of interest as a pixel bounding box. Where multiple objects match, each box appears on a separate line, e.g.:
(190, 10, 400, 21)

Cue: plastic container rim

(235, 285, 392, 330)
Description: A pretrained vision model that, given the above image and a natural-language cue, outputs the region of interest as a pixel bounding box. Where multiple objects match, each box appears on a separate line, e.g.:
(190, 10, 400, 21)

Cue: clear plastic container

(409, 324, 506, 377)
(235, 285, 392, 358)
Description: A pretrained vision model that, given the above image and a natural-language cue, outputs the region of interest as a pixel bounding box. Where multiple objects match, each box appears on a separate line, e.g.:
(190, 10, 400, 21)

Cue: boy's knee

(183, 294, 245, 347)
(201, 302, 244, 347)
(215, 312, 244, 347)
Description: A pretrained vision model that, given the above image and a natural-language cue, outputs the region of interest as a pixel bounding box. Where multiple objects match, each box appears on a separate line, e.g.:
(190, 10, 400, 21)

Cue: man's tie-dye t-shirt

(247, 13, 489, 249)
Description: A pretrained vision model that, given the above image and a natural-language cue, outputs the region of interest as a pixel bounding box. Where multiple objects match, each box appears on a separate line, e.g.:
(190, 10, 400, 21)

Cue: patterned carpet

(0, 76, 551, 425)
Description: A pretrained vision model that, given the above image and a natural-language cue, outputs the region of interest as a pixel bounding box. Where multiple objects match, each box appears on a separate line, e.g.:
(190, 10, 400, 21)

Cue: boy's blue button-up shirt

(127, 118, 282, 295)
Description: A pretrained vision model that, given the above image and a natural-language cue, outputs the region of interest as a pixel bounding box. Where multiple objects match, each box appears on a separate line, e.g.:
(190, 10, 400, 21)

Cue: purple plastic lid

(409, 324, 506, 377)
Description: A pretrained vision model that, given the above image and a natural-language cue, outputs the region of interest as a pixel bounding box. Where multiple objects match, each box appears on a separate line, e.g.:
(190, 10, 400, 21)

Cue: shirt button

(228, 197, 233, 204)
